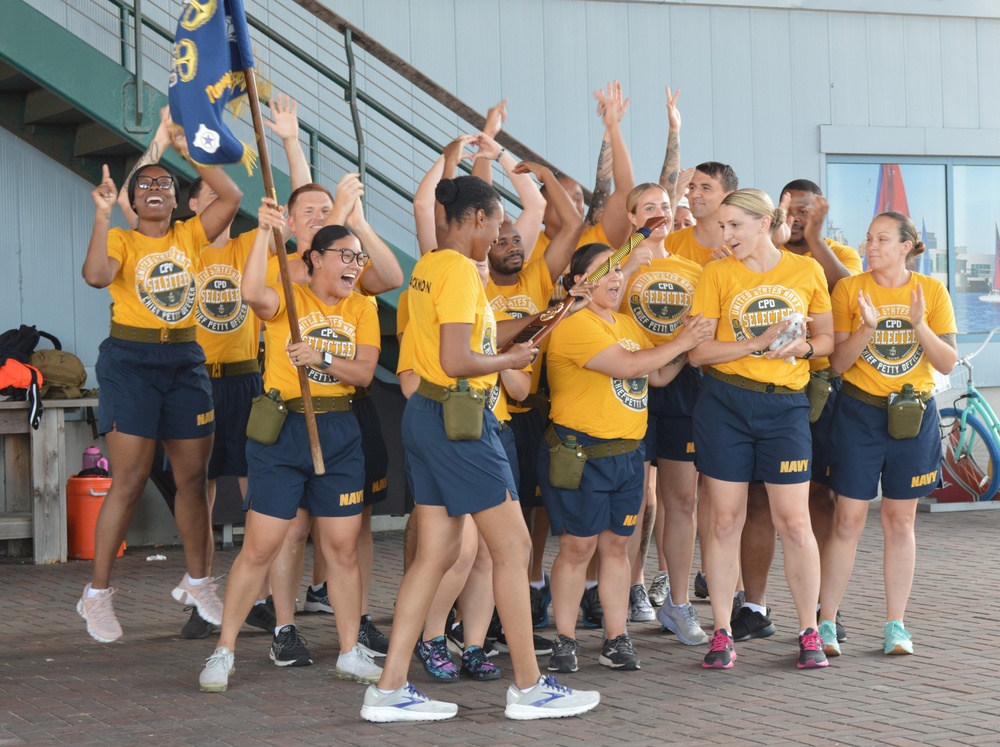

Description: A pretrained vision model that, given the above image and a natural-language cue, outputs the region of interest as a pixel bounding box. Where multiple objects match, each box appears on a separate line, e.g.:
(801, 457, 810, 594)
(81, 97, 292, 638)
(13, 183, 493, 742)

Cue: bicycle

(935, 326, 1000, 501)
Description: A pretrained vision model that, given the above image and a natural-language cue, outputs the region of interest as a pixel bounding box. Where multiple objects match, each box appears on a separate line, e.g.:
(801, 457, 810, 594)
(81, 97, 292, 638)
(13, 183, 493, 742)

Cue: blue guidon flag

(168, 0, 257, 174)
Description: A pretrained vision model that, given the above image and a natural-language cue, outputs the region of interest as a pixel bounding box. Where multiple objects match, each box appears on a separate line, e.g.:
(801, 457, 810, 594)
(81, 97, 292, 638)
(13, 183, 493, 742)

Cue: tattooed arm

(586, 134, 612, 227)
(117, 107, 174, 227)
(658, 87, 682, 209)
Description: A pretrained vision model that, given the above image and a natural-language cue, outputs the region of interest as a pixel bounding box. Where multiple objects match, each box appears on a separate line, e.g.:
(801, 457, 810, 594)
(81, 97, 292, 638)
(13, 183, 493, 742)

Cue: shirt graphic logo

(196, 264, 248, 333)
(612, 337, 648, 411)
(861, 305, 921, 376)
(628, 271, 694, 337)
(730, 286, 803, 357)
(135, 248, 197, 323)
(294, 311, 356, 385)
(490, 293, 538, 319)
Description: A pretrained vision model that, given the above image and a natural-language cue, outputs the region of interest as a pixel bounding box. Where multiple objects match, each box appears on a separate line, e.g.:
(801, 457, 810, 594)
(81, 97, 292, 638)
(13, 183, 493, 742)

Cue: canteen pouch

(246, 389, 287, 445)
(806, 371, 833, 424)
(442, 379, 485, 441)
(549, 436, 588, 490)
(886, 384, 925, 440)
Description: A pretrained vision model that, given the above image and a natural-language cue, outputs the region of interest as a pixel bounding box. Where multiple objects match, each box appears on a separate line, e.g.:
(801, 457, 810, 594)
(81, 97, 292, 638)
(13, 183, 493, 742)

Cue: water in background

(953, 292, 1000, 334)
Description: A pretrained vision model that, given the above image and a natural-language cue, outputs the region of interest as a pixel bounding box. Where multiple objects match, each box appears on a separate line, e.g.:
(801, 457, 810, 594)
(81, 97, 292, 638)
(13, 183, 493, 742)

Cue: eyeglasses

(333, 248, 370, 267)
(135, 176, 175, 190)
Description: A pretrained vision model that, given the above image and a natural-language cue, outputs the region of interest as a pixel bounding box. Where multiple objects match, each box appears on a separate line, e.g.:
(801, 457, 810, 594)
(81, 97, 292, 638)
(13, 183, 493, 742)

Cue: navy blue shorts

(207, 372, 263, 479)
(537, 423, 646, 538)
(645, 365, 701, 463)
(244, 411, 365, 519)
(96, 337, 214, 440)
(500, 422, 519, 489)
(352, 395, 389, 506)
(508, 407, 546, 508)
(693, 374, 812, 484)
(828, 390, 942, 500)
(402, 393, 518, 517)
(809, 376, 841, 487)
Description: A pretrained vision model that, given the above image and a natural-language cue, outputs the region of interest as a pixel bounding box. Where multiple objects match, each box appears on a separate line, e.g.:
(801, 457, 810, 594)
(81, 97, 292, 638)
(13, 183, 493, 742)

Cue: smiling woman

(77, 138, 242, 647)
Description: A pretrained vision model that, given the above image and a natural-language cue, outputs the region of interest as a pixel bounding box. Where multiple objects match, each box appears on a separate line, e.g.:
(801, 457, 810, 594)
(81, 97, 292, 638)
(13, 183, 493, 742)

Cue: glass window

(953, 165, 1000, 331)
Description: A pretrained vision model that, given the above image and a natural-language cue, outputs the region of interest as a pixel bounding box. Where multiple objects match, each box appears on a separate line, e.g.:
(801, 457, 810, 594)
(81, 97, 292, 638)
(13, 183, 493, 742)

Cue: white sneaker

(171, 575, 223, 626)
(505, 675, 600, 720)
(77, 584, 123, 643)
(628, 583, 656, 623)
(656, 595, 709, 645)
(360, 683, 458, 722)
(335, 644, 383, 684)
(199, 646, 235, 693)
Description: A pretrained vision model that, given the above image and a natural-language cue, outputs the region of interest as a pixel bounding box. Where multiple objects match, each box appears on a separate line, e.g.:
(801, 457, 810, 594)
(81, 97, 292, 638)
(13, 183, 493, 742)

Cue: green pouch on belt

(549, 435, 588, 490)
(246, 389, 287, 445)
(806, 371, 833, 424)
(442, 379, 486, 441)
(887, 384, 925, 440)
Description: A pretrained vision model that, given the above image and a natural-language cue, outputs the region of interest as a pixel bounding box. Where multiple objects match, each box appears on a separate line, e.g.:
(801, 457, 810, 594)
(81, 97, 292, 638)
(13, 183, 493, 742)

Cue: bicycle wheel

(939, 407, 1000, 501)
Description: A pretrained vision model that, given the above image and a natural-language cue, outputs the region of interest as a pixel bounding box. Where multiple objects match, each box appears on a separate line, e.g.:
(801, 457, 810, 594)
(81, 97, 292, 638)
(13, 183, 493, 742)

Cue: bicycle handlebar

(963, 326, 1000, 366)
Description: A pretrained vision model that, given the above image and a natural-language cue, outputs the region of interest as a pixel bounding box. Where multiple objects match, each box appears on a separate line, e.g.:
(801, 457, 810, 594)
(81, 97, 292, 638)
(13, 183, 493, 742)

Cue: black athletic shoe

(245, 597, 276, 632)
(547, 634, 579, 673)
(730, 605, 776, 642)
(702, 629, 736, 669)
(181, 606, 218, 639)
(359, 614, 389, 657)
(530, 573, 551, 628)
(270, 624, 313, 667)
(303, 583, 333, 614)
(836, 609, 847, 643)
(694, 570, 709, 599)
(599, 633, 640, 670)
(580, 585, 604, 629)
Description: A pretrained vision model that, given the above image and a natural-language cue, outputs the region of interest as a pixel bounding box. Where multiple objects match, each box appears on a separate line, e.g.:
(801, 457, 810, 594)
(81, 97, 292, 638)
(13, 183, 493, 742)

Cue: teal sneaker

(817, 619, 840, 657)
(883, 620, 913, 655)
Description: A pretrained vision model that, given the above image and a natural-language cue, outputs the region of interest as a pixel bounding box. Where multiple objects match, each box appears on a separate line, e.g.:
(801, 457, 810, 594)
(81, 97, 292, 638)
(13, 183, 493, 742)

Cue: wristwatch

(802, 342, 814, 360)
(318, 351, 333, 370)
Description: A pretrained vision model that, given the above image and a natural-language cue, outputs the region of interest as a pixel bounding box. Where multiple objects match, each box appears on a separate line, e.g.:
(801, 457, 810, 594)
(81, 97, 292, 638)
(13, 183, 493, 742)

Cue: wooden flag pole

(243, 67, 325, 475)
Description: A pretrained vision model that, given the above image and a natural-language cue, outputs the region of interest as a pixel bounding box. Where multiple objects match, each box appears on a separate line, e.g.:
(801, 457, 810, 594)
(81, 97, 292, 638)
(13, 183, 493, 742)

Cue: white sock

(310, 583, 324, 592)
(86, 585, 107, 598)
(377, 686, 398, 695)
(275, 624, 293, 636)
(186, 575, 207, 586)
(529, 578, 546, 590)
(745, 602, 766, 615)
(254, 599, 266, 607)
(518, 677, 542, 694)
(584, 579, 598, 590)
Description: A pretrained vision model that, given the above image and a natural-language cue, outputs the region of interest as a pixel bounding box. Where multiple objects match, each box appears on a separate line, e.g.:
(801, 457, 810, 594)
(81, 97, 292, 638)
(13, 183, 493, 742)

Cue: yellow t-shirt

(262, 283, 380, 401)
(691, 252, 831, 390)
(535, 223, 609, 304)
(195, 231, 260, 365)
(619, 254, 703, 345)
(486, 257, 553, 408)
(396, 288, 410, 338)
(782, 238, 864, 372)
(663, 226, 720, 268)
(265, 252, 306, 288)
(547, 308, 652, 440)
(407, 249, 497, 391)
(106, 218, 207, 328)
(832, 272, 956, 397)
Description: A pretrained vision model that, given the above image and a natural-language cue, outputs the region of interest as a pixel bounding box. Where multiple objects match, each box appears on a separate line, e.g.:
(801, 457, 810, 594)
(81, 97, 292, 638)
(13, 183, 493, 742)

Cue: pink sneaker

(77, 584, 123, 643)
(171, 576, 223, 625)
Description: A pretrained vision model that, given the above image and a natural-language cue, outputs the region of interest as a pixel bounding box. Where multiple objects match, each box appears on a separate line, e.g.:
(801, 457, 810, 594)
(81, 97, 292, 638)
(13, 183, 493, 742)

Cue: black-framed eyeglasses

(135, 176, 175, 190)
(334, 248, 370, 267)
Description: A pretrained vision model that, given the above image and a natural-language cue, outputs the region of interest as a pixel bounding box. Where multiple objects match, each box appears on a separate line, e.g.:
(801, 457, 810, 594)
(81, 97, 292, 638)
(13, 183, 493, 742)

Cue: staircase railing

(29, 0, 588, 265)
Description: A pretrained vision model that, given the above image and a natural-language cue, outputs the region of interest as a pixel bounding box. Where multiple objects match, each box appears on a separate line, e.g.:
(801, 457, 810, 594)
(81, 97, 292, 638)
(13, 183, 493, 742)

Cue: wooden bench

(0, 397, 99, 563)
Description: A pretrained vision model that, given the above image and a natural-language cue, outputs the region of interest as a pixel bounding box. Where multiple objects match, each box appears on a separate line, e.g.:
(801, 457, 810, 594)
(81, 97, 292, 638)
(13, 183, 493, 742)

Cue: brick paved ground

(2, 502, 998, 747)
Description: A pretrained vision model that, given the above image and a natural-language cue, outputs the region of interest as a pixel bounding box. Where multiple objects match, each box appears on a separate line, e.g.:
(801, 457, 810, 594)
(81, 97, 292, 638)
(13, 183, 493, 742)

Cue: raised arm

(83, 164, 122, 288)
(594, 81, 635, 247)
(477, 133, 546, 253)
(265, 93, 312, 191)
(514, 161, 584, 282)
(797, 195, 852, 290)
(117, 107, 174, 228)
(349, 197, 404, 295)
(586, 133, 612, 227)
(414, 154, 446, 254)
(471, 99, 506, 184)
(325, 172, 365, 227)
(241, 198, 282, 321)
(179, 134, 243, 243)
(657, 87, 682, 209)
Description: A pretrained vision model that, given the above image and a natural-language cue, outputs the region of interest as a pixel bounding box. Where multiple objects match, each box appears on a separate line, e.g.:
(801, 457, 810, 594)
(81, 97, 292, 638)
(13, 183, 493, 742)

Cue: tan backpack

(30, 349, 87, 399)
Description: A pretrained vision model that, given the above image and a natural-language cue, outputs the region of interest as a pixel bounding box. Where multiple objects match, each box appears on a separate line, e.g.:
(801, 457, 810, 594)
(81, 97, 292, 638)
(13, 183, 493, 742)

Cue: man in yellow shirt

(663, 162, 738, 267)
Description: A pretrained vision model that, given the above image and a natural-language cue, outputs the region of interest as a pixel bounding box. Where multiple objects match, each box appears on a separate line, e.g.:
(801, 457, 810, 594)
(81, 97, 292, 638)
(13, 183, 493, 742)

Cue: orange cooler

(66, 476, 125, 560)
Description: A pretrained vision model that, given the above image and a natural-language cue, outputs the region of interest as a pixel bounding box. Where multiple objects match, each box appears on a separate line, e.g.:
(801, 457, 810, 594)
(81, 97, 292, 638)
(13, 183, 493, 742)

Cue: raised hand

(472, 133, 503, 161)
(483, 98, 508, 138)
(594, 80, 629, 127)
(92, 164, 117, 214)
(804, 194, 829, 243)
(566, 279, 597, 314)
(858, 290, 879, 330)
(513, 160, 552, 181)
(675, 167, 695, 199)
(264, 93, 299, 141)
(442, 134, 476, 167)
(674, 312, 713, 351)
(666, 86, 681, 131)
(909, 284, 926, 327)
(334, 172, 364, 217)
(772, 190, 792, 247)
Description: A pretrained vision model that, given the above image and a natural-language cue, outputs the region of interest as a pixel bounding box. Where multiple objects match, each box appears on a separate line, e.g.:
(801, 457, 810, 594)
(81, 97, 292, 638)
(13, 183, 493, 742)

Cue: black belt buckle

(765, 383, 775, 394)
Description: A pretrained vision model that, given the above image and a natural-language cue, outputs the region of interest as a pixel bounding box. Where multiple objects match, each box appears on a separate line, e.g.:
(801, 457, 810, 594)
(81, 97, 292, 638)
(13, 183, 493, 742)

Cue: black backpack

(0, 325, 60, 429)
